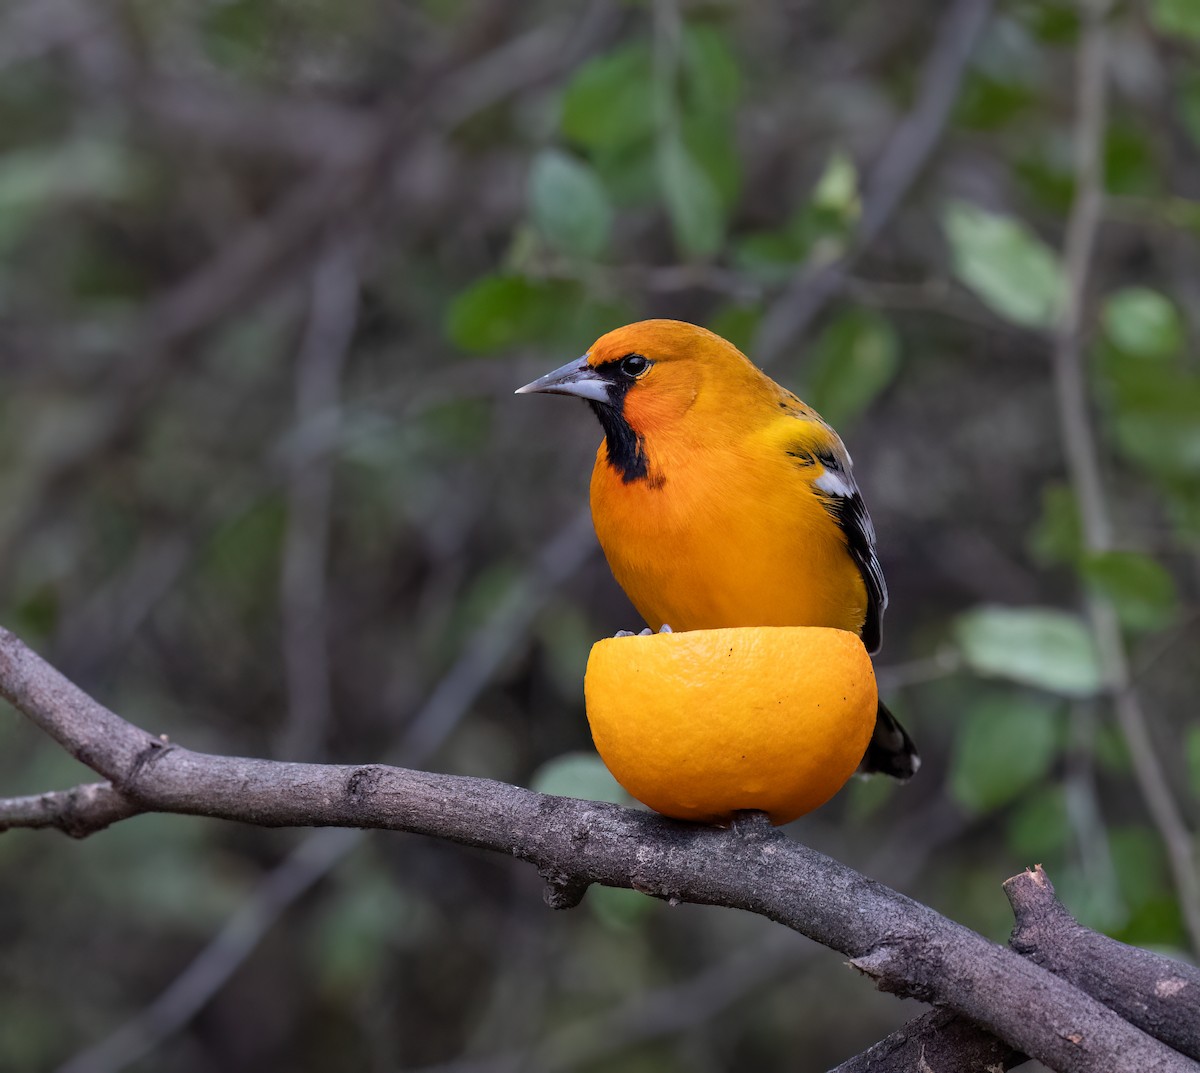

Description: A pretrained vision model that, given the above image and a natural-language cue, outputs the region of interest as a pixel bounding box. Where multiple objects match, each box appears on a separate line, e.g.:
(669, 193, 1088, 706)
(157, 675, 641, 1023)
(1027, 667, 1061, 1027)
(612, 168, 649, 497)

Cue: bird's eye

(620, 354, 650, 378)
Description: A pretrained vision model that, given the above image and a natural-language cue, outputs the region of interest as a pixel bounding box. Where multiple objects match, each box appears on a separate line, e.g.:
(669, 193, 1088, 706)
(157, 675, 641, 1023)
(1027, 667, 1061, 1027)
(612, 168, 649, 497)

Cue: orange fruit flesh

(584, 626, 877, 826)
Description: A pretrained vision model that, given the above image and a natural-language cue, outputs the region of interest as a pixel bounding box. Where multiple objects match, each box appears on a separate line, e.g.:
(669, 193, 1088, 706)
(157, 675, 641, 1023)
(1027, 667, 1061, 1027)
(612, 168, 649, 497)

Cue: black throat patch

(588, 399, 648, 482)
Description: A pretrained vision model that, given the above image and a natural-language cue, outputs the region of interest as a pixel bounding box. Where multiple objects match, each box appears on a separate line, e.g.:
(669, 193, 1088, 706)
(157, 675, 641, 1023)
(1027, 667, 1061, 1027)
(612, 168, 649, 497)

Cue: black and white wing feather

(784, 418, 916, 777)
(812, 445, 888, 655)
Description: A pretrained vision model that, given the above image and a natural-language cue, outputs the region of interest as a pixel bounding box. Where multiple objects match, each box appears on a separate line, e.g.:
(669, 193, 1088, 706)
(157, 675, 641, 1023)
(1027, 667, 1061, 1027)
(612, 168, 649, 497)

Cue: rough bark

(828, 1009, 1024, 1073)
(1006, 866, 1200, 1061)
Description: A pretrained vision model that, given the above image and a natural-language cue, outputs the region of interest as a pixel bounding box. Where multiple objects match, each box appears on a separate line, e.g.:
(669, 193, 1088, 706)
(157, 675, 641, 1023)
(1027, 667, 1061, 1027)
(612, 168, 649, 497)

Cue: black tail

(858, 698, 919, 780)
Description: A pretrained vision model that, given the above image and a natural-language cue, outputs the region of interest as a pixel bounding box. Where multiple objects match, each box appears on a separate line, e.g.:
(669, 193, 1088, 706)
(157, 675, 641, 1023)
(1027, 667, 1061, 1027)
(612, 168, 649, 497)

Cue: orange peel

(584, 626, 877, 825)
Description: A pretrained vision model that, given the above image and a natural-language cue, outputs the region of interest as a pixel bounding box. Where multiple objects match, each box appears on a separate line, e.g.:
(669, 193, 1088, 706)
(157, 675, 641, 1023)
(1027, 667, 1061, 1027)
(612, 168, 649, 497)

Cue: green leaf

(811, 149, 860, 222)
(1014, 1, 1080, 44)
(1102, 287, 1183, 360)
(589, 138, 659, 207)
(560, 42, 656, 151)
(657, 133, 724, 258)
(1028, 483, 1083, 567)
(10, 583, 59, 643)
(1081, 551, 1178, 633)
(310, 870, 432, 993)
(1181, 69, 1200, 149)
(1115, 414, 1200, 480)
(1110, 825, 1170, 915)
(844, 769, 896, 822)
(588, 885, 655, 930)
(1055, 864, 1128, 934)
(733, 155, 858, 281)
(1151, 0, 1200, 41)
(950, 695, 1061, 813)
(531, 752, 631, 805)
(446, 275, 547, 353)
(0, 140, 132, 207)
(1006, 784, 1070, 858)
(1104, 359, 1200, 480)
(528, 149, 612, 258)
(802, 309, 899, 428)
(1114, 896, 1187, 949)
(535, 604, 595, 700)
(943, 201, 1064, 328)
(707, 304, 762, 354)
(1165, 482, 1200, 545)
(202, 499, 285, 615)
(1186, 725, 1200, 798)
(1105, 121, 1159, 197)
(955, 605, 1104, 697)
(0, 140, 137, 251)
(956, 71, 1036, 131)
(1015, 143, 1075, 215)
(1094, 722, 1132, 775)
(681, 112, 742, 208)
(680, 24, 740, 115)
(733, 230, 807, 284)
(204, 0, 275, 70)
(445, 274, 572, 353)
(449, 564, 520, 644)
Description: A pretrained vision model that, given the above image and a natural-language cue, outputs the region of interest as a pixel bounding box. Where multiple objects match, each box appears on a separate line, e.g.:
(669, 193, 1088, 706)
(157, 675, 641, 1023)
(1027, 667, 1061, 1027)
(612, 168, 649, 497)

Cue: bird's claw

(615, 624, 674, 638)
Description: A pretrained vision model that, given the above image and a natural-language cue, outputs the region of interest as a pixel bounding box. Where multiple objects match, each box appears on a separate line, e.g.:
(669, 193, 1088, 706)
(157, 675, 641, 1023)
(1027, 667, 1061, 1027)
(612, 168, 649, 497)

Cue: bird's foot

(615, 624, 674, 638)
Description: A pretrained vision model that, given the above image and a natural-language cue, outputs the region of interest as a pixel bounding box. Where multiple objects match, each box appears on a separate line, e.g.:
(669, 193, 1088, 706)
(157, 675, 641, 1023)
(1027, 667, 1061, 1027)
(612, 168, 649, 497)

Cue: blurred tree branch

(2, 2, 1198, 1069)
(755, 0, 995, 363)
(1049, 0, 1200, 955)
(0, 0, 616, 589)
(1, 627, 1197, 1073)
(48, 508, 597, 1073)
(278, 242, 360, 760)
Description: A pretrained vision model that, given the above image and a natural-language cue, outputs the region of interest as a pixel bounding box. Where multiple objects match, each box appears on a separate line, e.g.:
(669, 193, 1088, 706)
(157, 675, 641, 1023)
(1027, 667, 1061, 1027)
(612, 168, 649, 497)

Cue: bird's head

(516, 320, 766, 480)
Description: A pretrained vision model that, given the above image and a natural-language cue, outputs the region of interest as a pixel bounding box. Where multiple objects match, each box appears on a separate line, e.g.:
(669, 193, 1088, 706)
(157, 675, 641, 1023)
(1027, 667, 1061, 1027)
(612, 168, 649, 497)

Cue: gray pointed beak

(515, 356, 611, 404)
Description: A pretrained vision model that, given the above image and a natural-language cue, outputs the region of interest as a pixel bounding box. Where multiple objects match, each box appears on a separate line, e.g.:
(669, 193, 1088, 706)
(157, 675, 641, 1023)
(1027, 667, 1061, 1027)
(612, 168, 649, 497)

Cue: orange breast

(589, 436, 868, 636)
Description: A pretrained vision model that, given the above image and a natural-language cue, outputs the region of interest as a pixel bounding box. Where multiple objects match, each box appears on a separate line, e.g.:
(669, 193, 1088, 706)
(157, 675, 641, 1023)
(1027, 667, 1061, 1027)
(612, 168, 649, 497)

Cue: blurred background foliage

(1, 0, 1198, 1070)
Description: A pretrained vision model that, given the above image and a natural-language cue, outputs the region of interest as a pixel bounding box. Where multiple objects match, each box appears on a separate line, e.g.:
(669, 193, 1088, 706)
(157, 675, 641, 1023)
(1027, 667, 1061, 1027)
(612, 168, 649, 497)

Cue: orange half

(584, 626, 877, 825)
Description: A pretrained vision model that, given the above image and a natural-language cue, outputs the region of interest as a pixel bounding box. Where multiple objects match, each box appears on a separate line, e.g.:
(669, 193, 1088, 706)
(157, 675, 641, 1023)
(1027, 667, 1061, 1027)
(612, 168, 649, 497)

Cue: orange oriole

(517, 319, 917, 779)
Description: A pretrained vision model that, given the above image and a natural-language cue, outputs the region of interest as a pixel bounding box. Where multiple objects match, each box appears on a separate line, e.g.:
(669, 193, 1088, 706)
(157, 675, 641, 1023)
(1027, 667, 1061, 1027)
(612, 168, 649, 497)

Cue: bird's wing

(818, 470, 887, 653)
(786, 422, 888, 654)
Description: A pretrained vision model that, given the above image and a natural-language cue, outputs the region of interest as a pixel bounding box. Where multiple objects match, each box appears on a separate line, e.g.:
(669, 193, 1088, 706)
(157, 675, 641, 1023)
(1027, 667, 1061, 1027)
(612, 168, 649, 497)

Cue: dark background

(2, 1, 1198, 1070)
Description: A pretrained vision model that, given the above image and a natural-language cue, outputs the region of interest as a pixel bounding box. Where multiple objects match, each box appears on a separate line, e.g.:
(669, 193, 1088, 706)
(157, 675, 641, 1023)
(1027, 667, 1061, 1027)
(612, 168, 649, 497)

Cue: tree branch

(1006, 866, 1200, 1061)
(0, 781, 140, 837)
(1, 628, 1197, 1073)
(828, 1009, 1024, 1073)
(830, 863, 1200, 1071)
